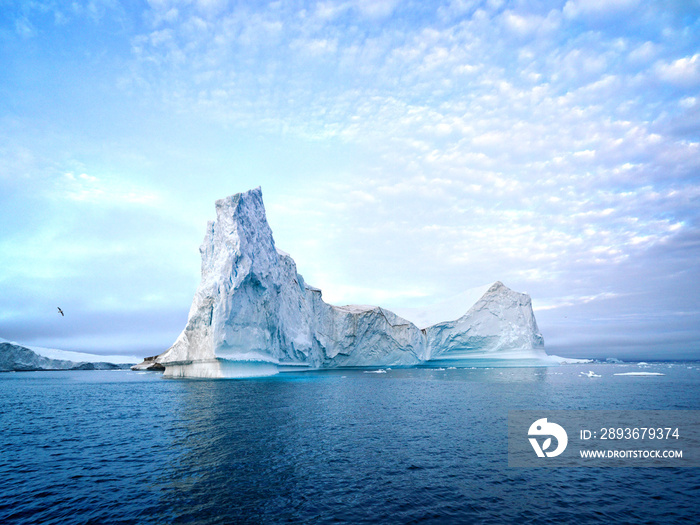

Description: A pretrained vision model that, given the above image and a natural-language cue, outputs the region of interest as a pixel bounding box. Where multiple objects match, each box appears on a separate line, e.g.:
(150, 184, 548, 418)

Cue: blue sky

(1, 0, 699, 360)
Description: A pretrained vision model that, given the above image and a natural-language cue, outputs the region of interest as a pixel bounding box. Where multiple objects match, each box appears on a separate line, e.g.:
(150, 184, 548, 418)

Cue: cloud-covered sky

(1, 0, 699, 360)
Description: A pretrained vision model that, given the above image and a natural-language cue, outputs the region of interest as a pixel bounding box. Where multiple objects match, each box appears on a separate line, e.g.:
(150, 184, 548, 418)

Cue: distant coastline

(0, 341, 135, 372)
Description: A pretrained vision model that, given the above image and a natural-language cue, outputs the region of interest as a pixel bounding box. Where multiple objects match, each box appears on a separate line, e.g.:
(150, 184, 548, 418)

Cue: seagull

(57, 307, 64, 317)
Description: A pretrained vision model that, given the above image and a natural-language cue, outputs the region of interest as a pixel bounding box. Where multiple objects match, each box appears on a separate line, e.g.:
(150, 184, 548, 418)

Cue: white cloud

(535, 291, 621, 311)
(59, 172, 161, 207)
(314, 1, 349, 21)
(291, 37, 338, 55)
(195, 0, 228, 15)
(500, 9, 561, 38)
(655, 53, 700, 87)
(628, 41, 658, 64)
(563, 0, 640, 20)
(438, 0, 478, 21)
(353, 0, 399, 19)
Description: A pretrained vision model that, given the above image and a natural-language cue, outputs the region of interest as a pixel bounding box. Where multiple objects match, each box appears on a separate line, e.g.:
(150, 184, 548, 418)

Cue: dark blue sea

(1, 363, 699, 524)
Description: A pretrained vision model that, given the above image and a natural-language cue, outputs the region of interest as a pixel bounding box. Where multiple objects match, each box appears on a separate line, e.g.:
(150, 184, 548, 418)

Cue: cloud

(500, 9, 561, 38)
(628, 41, 658, 64)
(655, 53, 700, 87)
(291, 37, 338, 55)
(353, 0, 399, 19)
(563, 0, 640, 20)
(59, 172, 161, 207)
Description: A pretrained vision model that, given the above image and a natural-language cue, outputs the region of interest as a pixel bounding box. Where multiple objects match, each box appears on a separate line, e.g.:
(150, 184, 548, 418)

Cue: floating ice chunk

(580, 370, 601, 378)
(613, 372, 665, 376)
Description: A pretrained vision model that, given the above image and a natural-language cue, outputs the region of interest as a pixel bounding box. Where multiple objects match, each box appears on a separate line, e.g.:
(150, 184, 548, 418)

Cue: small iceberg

(580, 370, 601, 378)
(637, 362, 649, 366)
(363, 369, 387, 374)
(614, 372, 665, 376)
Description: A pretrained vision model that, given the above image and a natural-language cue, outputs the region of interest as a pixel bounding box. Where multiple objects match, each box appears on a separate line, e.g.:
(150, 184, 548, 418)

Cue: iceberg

(0, 341, 135, 371)
(141, 188, 572, 378)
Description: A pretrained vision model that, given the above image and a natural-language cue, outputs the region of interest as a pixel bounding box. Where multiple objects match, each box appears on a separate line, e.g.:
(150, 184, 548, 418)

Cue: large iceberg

(147, 188, 568, 378)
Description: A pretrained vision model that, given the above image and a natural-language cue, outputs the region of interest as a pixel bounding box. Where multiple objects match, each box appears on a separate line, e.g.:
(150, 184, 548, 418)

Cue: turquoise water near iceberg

(0, 363, 698, 524)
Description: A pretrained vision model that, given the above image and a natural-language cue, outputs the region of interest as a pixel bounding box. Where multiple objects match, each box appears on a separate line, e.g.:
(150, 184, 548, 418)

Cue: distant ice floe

(613, 372, 665, 376)
(580, 370, 602, 378)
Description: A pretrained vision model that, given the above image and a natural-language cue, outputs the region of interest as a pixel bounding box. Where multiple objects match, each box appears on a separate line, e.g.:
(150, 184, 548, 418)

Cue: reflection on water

(158, 373, 498, 523)
(150, 365, 699, 523)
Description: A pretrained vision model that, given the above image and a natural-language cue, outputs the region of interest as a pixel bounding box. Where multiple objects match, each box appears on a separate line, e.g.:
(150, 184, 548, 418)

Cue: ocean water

(1, 363, 699, 524)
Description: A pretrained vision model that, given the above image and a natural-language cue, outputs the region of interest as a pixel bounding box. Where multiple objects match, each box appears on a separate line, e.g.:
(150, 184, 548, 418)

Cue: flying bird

(57, 307, 64, 317)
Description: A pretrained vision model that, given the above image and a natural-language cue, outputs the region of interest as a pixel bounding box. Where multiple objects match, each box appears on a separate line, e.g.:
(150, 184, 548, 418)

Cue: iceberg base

(163, 359, 280, 379)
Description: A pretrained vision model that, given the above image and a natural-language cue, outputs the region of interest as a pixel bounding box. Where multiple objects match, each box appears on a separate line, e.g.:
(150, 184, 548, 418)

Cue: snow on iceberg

(142, 188, 576, 378)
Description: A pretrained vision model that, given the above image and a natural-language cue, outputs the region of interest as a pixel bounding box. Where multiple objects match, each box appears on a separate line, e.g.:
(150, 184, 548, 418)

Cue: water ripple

(0, 367, 698, 523)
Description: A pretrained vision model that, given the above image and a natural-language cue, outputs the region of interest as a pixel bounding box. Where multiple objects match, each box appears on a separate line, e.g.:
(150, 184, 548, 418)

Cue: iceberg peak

(425, 280, 545, 361)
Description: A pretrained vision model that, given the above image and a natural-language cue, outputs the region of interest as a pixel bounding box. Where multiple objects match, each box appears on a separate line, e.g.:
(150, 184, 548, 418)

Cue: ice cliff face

(157, 188, 426, 377)
(154, 188, 555, 378)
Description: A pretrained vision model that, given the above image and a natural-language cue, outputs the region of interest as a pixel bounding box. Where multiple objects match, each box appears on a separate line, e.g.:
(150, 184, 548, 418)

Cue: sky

(0, 0, 699, 361)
